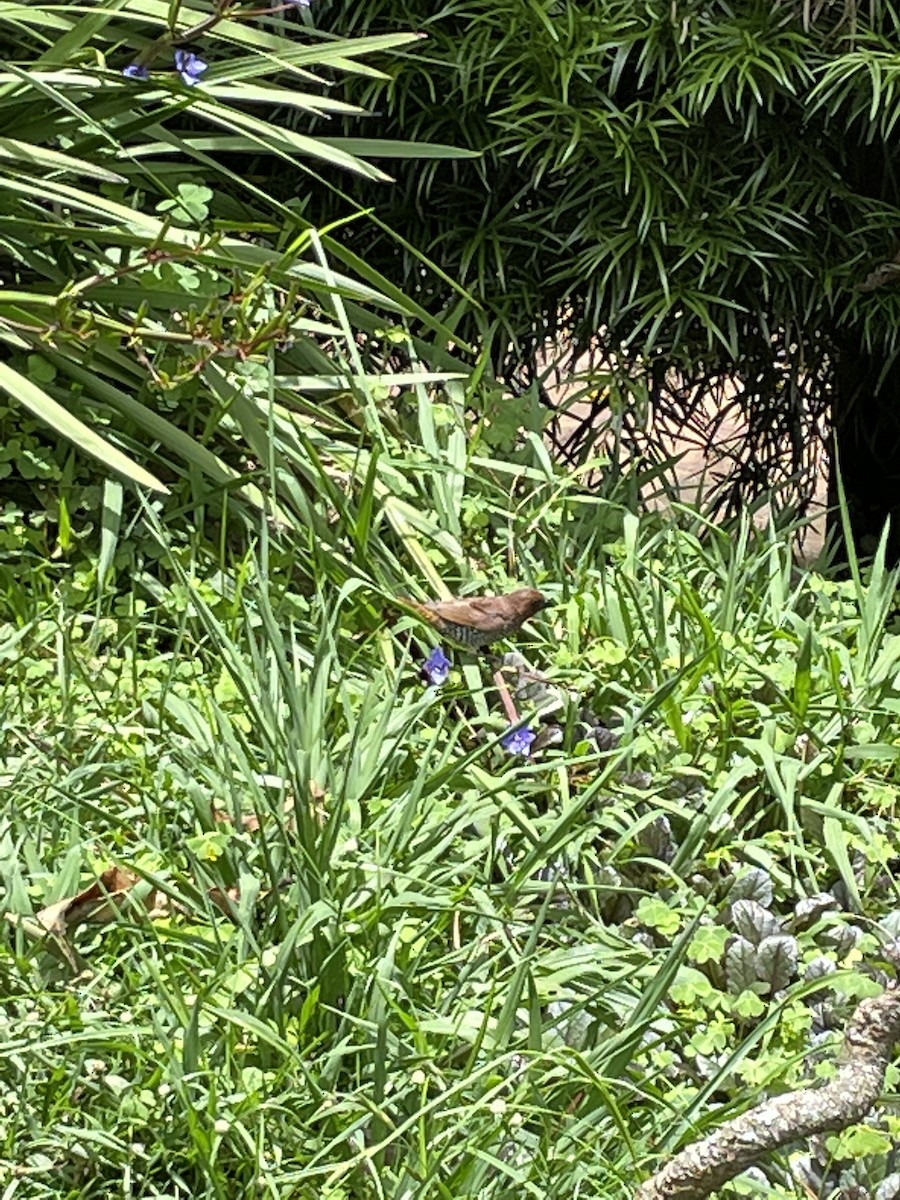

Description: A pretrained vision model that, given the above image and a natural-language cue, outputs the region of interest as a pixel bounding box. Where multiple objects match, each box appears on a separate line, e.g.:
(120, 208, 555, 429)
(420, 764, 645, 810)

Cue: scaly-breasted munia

(402, 588, 548, 650)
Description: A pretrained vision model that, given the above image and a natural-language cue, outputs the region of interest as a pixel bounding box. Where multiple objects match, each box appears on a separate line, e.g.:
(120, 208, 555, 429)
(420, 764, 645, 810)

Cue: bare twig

(637, 986, 900, 1200)
(492, 666, 520, 725)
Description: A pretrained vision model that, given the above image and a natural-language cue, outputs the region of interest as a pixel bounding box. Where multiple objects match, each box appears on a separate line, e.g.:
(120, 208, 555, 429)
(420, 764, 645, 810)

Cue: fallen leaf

(36, 866, 152, 938)
(212, 807, 261, 833)
(208, 886, 242, 920)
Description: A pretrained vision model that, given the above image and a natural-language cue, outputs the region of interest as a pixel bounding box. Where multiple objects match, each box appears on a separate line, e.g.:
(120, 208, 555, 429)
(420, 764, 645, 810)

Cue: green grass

(4, 457, 900, 1198)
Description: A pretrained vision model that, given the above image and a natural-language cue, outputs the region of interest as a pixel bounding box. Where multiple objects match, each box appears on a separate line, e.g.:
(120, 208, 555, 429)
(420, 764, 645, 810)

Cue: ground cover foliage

(5, 421, 900, 1197)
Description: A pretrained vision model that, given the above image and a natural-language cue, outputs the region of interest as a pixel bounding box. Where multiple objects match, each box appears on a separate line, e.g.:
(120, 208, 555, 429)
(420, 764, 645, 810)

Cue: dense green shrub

(304, 0, 900, 548)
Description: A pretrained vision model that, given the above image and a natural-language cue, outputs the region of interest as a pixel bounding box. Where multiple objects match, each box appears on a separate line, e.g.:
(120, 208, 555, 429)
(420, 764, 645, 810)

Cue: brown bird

(401, 587, 548, 650)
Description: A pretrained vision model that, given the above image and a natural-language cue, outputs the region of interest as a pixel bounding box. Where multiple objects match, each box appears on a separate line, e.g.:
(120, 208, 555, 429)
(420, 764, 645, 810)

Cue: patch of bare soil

(542, 351, 827, 563)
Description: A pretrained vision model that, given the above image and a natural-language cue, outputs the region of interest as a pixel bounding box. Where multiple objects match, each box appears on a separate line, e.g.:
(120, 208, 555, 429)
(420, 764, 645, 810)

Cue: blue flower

(123, 63, 150, 79)
(174, 49, 208, 86)
(502, 726, 536, 757)
(422, 646, 451, 687)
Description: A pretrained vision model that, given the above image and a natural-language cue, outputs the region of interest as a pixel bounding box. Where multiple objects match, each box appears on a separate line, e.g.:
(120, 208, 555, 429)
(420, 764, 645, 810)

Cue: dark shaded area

(283, 1, 900, 558)
(831, 339, 900, 561)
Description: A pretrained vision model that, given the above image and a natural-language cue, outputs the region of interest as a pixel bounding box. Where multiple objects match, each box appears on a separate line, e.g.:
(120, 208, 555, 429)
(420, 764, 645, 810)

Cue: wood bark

(637, 987, 900, 1200)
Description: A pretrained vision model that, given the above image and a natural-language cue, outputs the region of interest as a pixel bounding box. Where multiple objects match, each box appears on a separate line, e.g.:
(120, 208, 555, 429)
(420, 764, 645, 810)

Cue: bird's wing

(397, 597, 449, 626)
(424, 595, 511, 633)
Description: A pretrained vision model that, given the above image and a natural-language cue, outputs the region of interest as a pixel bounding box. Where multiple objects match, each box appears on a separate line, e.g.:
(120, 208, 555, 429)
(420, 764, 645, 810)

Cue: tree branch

(637, 986, 900, 1200)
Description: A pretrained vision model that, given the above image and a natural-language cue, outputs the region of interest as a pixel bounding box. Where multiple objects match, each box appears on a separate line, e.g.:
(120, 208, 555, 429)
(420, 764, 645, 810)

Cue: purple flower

(123, 63, 150, 80)
(502, 726, 536, 757)
(422, 646, 451, 687)
(174, 49, 208, 86)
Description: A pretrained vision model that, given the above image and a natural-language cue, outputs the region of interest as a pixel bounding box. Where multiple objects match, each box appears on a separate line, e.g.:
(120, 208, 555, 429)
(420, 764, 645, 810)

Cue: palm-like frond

(0, 2, 475, 510)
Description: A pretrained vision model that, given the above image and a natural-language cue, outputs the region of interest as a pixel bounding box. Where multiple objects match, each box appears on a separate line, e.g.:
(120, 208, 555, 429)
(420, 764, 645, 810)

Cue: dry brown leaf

(208, 886, 242, 920)
(36, 866, 152, 938)
(211, 795, 308, 833)
(148, 884, 245, 923)
(212, 807, 262, 833)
